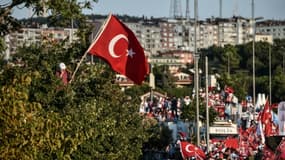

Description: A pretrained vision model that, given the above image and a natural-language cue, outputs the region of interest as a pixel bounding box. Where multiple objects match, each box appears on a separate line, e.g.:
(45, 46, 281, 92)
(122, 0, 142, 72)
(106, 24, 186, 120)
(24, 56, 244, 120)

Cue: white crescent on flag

(108, 34, 128, 58)
(185, 144, 193, 153)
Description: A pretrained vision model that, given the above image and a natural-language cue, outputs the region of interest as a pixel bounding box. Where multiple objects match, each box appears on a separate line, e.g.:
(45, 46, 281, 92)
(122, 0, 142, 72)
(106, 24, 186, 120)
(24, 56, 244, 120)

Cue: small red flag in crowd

(259, 100, 278, 136)
(180, 141, 206, 160)
(87, 14, 149, 84)
(261, 100, 272, 125)
(225, 86, 234, 94)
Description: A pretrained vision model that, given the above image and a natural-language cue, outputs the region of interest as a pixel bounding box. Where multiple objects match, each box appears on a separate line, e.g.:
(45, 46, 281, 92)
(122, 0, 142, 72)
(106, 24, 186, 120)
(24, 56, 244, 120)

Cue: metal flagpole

(205, 56, 209, 153)
(194, 0, 200, 146)
(269, 44, 272, 105)
(251, 0, 256, 109)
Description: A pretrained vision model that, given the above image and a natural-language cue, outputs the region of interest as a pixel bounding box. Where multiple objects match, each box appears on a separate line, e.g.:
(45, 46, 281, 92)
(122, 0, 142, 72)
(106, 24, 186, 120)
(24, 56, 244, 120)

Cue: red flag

(87, 14, 149, 84)
(225, 86, 234, 94)
(180, 141, 206, 160)
(260, 100, 275, 136)
(224, 138, 239, 149)
(261, 100, 272, 125)
(257, 99, 279, 137)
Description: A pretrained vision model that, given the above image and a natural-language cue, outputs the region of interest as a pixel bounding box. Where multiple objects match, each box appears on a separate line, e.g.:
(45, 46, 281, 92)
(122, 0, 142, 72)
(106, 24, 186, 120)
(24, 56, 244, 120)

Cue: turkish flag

(180, 141, 206, 160)
(87, 14, 149, 84)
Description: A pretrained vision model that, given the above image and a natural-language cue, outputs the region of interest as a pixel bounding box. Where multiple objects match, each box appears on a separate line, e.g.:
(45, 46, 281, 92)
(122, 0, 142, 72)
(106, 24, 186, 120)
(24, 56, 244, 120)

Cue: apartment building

(159, 16, 252, 52)
(126, 18, 191, 55)
(256, 20, 285, 40)
(126, 21, 161, 56)
(8, 28, 42, 54)
(188, 21, 218, 51)
(6, 16, 283, 62)
(5, 26, 78, 59)
(255, 34, 273, 44)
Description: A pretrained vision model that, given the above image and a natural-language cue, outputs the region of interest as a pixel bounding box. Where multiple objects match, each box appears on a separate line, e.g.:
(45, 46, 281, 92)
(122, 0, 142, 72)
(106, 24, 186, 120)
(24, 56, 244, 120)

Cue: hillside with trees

(201, 40, 285, 103)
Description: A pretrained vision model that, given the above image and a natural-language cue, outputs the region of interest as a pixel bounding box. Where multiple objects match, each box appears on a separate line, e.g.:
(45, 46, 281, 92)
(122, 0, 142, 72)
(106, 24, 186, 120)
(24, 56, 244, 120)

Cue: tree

(272, 66, 285, 102)
(180, 98, 218, 125)
(221, 44, 240, 75)
(201, 40, 285, 103)
(153, 65, 176, 90)
(142, 123, 173, 151)
(0, 37, 154, 159)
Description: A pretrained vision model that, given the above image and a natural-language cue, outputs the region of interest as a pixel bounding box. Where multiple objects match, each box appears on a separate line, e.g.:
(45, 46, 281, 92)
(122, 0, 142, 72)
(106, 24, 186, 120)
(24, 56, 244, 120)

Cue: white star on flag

(127, 48, 136, 58)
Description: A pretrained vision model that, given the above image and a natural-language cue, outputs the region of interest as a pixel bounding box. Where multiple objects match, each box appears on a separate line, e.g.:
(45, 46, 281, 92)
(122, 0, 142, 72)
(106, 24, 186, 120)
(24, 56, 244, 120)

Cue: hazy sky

(12, 0, 285, 20)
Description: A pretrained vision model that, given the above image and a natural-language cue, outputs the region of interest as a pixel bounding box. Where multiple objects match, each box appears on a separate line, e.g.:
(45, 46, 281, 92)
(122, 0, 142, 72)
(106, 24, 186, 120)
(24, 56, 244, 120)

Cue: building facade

(4, 26, 78, 60)
(256, 20, 285, 40)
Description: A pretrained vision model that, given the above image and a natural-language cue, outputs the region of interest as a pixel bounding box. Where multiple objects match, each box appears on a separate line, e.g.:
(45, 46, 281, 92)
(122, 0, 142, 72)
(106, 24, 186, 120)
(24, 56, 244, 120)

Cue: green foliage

(217, 72, 249, 99)
(166, 87, 192, 99)
(202, 39, 285, 103)
(272, 66, 285, 101)
(220, 44, 241, 74)
(125, 83, 152, 100)
(180, 99, 217, 125)
(142, 123, 173, 151)
(0, 37, 152, 160)
(0, 37, 6, 54)
(153, 65, 176, 90)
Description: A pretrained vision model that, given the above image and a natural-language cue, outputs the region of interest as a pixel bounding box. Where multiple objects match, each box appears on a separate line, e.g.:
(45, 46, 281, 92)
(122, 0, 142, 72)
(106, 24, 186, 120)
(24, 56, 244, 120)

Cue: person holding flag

(176, 132, 206, 160)
(56, 62, 70, 85)
(179, 141, 206, 160)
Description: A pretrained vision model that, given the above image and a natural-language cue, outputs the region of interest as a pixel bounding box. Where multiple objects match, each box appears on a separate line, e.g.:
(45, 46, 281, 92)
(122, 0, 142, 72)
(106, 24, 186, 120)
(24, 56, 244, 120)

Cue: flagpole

(69, 50, 89, 83)
(69, 14, 112, 83)
(269, 44, 272, 106)
(194, 0, 200, 146)
(251, 0, 256, 109)
(205, 56, 210, 153)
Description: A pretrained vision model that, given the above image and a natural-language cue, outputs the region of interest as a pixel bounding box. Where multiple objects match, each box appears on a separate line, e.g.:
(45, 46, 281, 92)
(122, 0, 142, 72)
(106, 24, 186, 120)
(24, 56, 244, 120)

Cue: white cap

(59, 62, 66, 70)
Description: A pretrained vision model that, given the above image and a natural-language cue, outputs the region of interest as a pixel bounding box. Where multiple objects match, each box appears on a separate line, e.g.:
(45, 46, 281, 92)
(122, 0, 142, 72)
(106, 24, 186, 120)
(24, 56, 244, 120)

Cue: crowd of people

(139, 95, 191, 122)
(139, 85, 285, 160)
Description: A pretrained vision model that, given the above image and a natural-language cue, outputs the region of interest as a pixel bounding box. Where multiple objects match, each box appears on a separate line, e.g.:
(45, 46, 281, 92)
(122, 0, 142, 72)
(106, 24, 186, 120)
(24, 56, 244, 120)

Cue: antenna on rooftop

(185, 0, 190, 20)
(219, 0, 222, 18)
(233, 0, 239, 17)
(169, 0, 183, 19)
